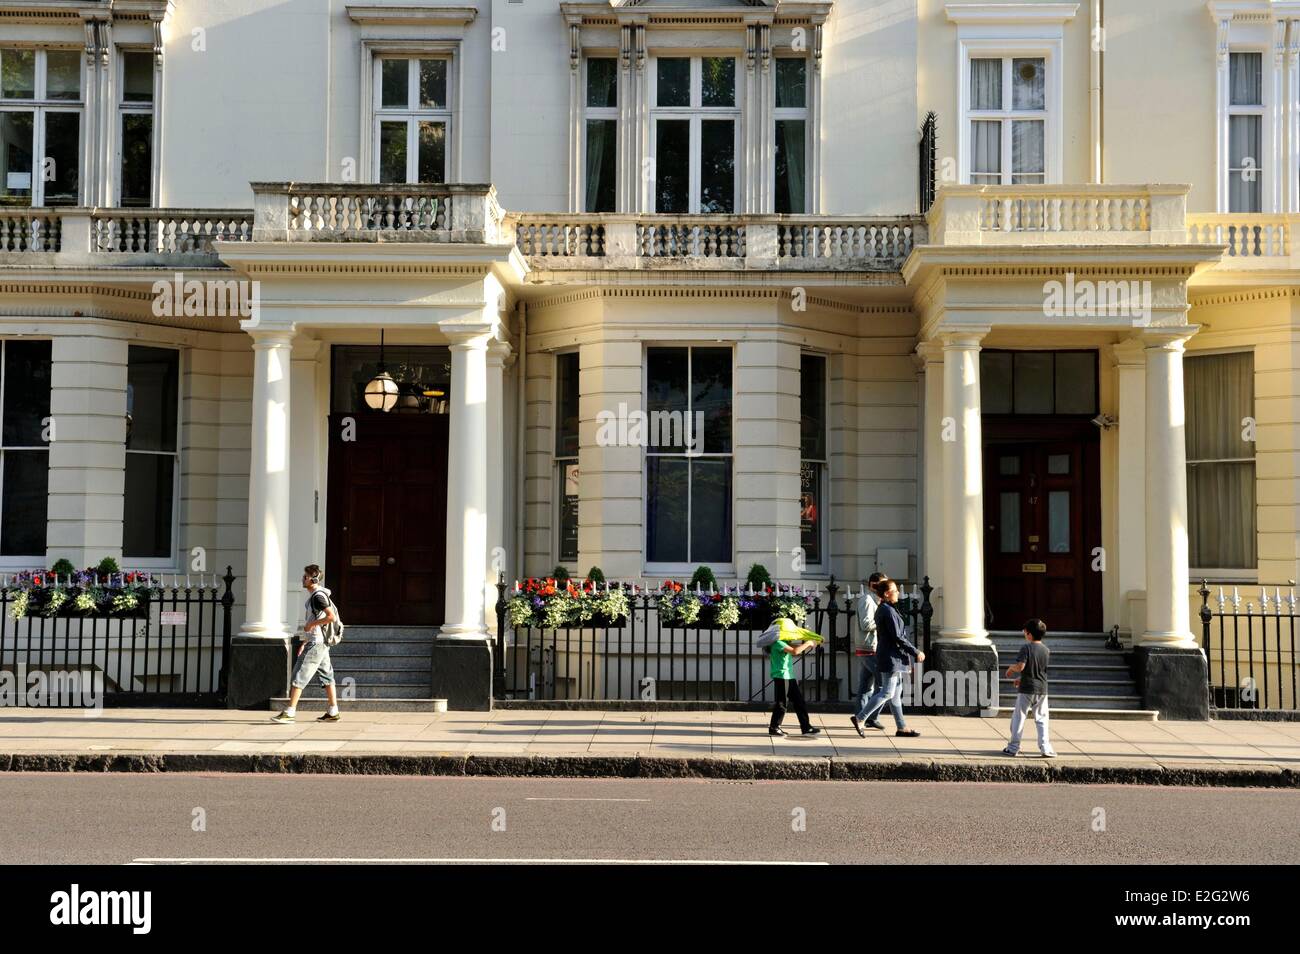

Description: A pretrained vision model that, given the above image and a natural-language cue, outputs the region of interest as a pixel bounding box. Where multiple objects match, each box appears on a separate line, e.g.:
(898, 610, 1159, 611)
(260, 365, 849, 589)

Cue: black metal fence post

(494, 572, 508, 696)
(218, 565, 235, 697)
(825, 576, 839, 701)
(1199, 579, 1212, 692)
(919, 576, 934, 655)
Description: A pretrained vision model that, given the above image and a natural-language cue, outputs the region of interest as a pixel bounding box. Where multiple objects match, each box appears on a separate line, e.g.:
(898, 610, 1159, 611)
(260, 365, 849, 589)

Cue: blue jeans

(860, 670, 907, 730)
(853, 655, 879, 721)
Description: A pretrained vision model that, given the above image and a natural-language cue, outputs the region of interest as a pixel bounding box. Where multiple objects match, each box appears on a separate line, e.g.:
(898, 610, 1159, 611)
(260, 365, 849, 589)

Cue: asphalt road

(0, 774, 1296, 865)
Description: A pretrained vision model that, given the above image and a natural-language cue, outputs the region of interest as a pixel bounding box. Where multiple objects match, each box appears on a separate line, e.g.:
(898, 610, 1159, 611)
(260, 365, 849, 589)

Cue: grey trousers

(1006, 692, 1052, 754)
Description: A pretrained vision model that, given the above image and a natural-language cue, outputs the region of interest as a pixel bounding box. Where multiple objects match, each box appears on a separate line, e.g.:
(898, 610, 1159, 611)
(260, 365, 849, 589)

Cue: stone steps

(988, 632, 1157, 717)
(301, 625, 436, 701)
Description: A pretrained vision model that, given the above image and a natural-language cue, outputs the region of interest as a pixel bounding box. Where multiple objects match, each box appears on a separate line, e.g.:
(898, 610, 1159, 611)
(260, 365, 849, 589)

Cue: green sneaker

(316, 712, 341, 723)
(270, 710, 295, 724)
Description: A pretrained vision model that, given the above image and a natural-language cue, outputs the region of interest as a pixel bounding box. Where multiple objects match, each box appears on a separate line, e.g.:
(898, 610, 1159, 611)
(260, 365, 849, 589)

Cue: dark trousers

(770, 677, 812, 732)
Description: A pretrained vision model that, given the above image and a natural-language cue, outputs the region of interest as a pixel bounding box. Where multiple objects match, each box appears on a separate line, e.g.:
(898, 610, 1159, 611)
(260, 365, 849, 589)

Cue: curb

(0, 751, 1295, 787)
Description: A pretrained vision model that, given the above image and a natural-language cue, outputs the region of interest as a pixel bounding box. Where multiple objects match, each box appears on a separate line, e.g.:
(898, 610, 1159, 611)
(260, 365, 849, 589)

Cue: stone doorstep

(269, 697, 447, 713)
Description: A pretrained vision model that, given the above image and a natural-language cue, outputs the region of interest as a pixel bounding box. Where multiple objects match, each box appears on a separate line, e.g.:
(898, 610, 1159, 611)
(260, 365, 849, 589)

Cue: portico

(219, 184, 523, 710)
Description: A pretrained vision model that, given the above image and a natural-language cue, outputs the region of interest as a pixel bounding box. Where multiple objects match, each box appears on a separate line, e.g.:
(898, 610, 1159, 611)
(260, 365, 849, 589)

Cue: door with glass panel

(983, 435, 1099, 634)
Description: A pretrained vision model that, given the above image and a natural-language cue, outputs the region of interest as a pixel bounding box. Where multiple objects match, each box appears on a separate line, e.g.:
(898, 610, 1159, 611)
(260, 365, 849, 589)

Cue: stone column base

(1134, 646, 1209, 720)
(225, 635, 292, 709)
(925, 642, 999, 716)
(431, 638, 494, 711)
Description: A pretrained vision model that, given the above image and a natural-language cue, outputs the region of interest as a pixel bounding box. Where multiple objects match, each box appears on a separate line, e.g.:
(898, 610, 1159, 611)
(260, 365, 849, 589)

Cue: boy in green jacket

(768, 624, 822, 737)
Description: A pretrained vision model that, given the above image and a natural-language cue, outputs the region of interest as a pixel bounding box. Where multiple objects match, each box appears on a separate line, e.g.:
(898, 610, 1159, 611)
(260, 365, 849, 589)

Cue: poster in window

(560, 462, 579, 562)
(800, 461, 820, 566)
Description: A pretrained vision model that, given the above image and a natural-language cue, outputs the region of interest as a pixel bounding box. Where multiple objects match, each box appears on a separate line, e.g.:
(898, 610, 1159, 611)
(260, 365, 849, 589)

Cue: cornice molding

(345, 4, 477, 26)
(944, 2, 1079, 26)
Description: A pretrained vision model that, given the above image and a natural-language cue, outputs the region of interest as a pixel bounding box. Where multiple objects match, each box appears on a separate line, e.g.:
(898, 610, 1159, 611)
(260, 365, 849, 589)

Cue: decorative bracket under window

(569, 22, 580, 72)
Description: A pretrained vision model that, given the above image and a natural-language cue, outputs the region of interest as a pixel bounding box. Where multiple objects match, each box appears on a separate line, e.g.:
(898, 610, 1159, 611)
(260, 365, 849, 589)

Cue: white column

(441, 325, 493, 640)
(1112, 339, 1147, 635)
(938, 330, 989, 644)
(917, 341, 945, 589)
(1141, 330, 1196, 648)
(240, 329, 294, 640)
(484, 341, 512, 633)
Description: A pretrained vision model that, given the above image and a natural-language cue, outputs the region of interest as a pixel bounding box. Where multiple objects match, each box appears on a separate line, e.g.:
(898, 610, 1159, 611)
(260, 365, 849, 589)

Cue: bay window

(652, 57, 738, 213)
(0, 47, 82, 206)
(1185, 351, 1256, 573)
(0, 340, 51, 560)
(123, 346, 179, 563)
(645, 347, 732, 567)
(555, 351, 580, 565)
(800, 354, 826, 568)
(375, 56, 450, 184)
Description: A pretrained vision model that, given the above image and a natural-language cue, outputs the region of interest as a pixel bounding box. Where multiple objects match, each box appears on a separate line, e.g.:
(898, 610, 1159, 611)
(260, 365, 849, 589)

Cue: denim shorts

(291, 641, 335, 689)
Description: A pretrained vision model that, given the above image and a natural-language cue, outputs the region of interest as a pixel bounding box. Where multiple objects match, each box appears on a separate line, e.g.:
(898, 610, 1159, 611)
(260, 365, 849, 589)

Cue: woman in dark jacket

(853, 578, 923, 738)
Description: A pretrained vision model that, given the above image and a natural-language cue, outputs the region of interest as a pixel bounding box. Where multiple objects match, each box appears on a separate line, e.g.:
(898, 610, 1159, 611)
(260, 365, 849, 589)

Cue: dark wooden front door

(983, 421, 1101, 633)
(325, 413, 448, 625)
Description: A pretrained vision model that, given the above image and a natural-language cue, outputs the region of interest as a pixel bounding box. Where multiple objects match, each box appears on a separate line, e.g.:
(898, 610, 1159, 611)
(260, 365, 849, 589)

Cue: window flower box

(3, 570, 153, 620)
(656, 582, 811, 630)
(507, 577, 629, 630)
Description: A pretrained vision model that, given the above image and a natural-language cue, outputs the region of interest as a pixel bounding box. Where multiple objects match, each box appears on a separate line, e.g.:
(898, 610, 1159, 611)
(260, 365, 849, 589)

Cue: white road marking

(131, 857, 825, 865)
(524, 797, 652, 802)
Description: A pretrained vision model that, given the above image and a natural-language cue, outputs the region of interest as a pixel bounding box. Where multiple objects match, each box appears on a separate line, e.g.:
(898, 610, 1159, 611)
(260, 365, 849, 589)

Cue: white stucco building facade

(1, 0, 1296, 715)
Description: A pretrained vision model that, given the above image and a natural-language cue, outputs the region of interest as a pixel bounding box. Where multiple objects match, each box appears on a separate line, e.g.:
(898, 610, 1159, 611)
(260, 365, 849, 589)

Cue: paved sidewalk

(1, 708, 1298, 785)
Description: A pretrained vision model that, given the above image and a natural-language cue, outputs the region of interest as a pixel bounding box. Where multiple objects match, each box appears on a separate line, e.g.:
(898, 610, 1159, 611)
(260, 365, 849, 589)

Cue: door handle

(386, 557, 396, 566)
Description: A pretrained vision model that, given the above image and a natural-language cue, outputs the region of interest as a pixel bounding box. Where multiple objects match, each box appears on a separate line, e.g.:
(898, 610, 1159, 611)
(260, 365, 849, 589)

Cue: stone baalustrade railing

(250, 182, 509, 244)
(0, 207, 254, 263)
(1186, 213, 1294, 266)
(927, 184, 1190, 246)
(514, 214, 923, 270)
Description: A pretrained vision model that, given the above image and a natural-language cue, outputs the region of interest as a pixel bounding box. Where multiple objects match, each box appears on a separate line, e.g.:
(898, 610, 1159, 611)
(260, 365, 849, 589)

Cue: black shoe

(801, 727, 821, 736)
(895, 729, 921, 738)
(769, 728, 787, 737)
(316, 712, 341, 722)
(850, 716, 866, 738)
(865, 719, 884, 730)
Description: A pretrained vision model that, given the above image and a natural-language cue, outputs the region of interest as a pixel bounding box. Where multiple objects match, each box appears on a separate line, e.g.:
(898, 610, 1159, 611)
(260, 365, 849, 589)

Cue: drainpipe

(1090, 0, 1103, 183)
(514, 301, 528, 582)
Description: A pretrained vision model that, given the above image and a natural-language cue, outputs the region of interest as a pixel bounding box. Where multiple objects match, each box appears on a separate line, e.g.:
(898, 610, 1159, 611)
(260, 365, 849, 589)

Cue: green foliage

(586, 566, 606, 584)
(550, 565, 570, 582)
(96, 556, 121, 576)
(50, 558, 76, 578)
(688, 565, 718, 591)
(745, 563, 774, 591)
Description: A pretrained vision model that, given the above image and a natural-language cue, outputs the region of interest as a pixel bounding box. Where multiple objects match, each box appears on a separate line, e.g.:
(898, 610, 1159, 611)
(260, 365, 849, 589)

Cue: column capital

(1140, 327, 1197, 353)
(246, 327, 295, 349)
(1110, 337, 1149, 367)
(439, 318, 496, 349)
(915, 339, 946, 366)
(938, 327, 990, 350)
(486, 339, 514, 367)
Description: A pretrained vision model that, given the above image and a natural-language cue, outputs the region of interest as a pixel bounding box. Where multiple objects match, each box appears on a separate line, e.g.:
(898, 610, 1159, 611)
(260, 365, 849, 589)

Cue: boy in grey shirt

(1001, 617, 1057, 758)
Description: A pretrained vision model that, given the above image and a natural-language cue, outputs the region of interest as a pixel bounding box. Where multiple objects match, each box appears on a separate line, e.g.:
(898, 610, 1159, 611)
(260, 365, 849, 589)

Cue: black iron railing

(0, 568, 236, 706)
(493, 575, 934, 705)
(918, 111, 938, 214)
(1200, 579, 1300, 711)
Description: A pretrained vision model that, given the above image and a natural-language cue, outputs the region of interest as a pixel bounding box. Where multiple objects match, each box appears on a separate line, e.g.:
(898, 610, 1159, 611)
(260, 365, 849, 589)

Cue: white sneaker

(1042, 750, 1058, 758)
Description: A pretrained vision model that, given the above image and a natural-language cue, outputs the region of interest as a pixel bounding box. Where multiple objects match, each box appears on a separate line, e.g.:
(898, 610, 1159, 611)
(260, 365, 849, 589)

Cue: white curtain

(970, 58, 1001, 110)
(1012, 120, 1045, 182)
(971, 119, 1001, 183)
(1230, 51, 1262, 106)
(1185, 352, 1256, 569)
(1229, 115, 1262, 213)
(1012, 58, 1045, 110)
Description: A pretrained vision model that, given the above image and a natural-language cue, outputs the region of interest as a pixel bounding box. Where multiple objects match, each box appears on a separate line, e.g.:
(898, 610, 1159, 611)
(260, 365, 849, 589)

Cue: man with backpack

(272, 564, 343, 723)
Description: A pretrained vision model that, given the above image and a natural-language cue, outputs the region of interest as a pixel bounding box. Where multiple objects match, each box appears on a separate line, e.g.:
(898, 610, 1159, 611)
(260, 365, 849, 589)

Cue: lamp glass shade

(364, 371, 400, 412)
